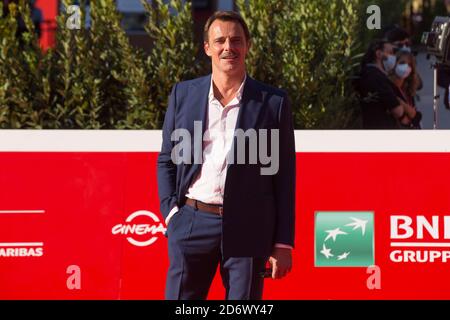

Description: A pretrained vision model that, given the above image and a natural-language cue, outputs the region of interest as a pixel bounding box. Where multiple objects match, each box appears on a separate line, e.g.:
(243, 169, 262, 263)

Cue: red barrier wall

(1, 131, 450, 299)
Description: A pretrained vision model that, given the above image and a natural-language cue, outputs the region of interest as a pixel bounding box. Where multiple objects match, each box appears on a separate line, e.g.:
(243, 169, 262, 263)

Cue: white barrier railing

(1, 130, 450, 152)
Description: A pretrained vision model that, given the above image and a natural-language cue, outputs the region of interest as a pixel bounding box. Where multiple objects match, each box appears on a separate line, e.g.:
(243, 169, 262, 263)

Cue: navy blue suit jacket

(157, 74, 295, 258)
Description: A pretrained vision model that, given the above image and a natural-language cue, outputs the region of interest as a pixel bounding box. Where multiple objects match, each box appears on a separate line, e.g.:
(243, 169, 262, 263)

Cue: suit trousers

(165, 204, 267, 300)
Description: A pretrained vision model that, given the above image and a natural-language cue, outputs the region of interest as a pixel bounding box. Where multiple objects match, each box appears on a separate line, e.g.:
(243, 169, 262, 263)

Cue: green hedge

(238, 0, 361, 129)
(0, 0, 375, 129)
(0, 0, 198, 129)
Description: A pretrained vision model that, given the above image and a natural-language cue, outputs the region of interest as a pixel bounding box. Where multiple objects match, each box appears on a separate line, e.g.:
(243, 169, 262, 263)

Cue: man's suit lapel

(227, 76, 265, 169)
(186, 74, 210, 135)
(235, 76, 264, 132)
(184, 75, 210, 186)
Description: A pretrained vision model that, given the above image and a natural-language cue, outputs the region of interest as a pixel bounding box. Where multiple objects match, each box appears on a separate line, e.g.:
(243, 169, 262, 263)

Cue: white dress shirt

(185, 75, 245, 204)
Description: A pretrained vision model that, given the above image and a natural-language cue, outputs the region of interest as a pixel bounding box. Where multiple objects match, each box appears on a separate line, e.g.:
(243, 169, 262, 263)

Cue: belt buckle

(218, 206, 223, 216)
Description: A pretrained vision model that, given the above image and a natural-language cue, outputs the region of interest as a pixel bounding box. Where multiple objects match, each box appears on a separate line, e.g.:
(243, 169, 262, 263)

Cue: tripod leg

(445, 86, 450, 110)
(434, 66, 439, 129)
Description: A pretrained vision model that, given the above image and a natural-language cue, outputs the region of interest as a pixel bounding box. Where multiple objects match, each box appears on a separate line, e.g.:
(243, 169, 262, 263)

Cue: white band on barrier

(0, 130, 450, 152)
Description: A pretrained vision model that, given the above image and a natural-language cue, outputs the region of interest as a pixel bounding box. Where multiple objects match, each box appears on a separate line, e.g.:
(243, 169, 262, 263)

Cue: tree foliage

(0, 0, 197, 129)
(238, 0, 361, 128)
(0, 0, 386, 129)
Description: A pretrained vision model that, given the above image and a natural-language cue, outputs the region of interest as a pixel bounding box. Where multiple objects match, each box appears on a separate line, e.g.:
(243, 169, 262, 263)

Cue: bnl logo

(315, 212, 375, 267)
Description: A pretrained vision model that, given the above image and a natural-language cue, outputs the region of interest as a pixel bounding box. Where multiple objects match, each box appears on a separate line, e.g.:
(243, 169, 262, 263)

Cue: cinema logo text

(112, 210, 166, 247)
(390, 215, 450, 263)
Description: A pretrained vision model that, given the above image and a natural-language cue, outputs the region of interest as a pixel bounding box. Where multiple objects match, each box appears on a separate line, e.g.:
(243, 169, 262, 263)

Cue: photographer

(384, 26, 423, 91)
(357, 39, 416, 129)
(389, 51, 423, 129)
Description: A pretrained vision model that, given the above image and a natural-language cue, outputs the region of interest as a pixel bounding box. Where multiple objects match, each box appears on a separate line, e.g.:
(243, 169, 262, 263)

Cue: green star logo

(315, 211, 375, 267)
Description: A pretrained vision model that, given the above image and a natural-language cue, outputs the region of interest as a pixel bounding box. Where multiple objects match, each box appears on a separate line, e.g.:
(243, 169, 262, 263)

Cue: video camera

(421, 16, 450, 128)
(422, 16, 450, 66)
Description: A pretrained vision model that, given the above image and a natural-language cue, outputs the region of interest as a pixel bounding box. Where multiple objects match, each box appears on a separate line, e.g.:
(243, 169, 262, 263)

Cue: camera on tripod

(421, 16, 450, 128)
(422, 16, 450, 66)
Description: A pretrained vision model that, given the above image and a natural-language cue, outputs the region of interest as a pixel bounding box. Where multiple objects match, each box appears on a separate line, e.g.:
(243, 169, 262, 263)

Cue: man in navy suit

(157, 11, 295, 300)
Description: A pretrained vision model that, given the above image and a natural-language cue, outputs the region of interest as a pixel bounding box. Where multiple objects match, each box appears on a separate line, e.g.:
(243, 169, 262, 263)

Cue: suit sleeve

(157, 84, 179, 220)
(273, 93, 296, 248)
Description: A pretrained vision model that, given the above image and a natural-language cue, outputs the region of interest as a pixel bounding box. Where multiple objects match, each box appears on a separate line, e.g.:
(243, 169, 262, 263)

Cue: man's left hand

(269, 247, 292, 279)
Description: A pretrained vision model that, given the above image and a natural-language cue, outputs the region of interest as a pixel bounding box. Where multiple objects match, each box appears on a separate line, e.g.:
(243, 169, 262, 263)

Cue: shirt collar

(208, 74, 247, 106)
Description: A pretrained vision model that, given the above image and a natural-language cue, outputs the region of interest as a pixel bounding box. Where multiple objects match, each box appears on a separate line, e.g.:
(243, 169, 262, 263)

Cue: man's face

(204, 19, 250, 76)
(381, 43, 394, 60)
(376, 43, 394, 63)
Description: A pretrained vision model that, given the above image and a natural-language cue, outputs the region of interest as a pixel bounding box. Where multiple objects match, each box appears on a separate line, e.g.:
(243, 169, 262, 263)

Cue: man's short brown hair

(203, 11, 250, 43)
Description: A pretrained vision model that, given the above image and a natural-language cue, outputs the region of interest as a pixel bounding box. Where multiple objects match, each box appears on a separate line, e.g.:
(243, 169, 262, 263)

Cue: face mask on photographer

(395, 63, 412, 79)
(382, 54, 397, 72)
